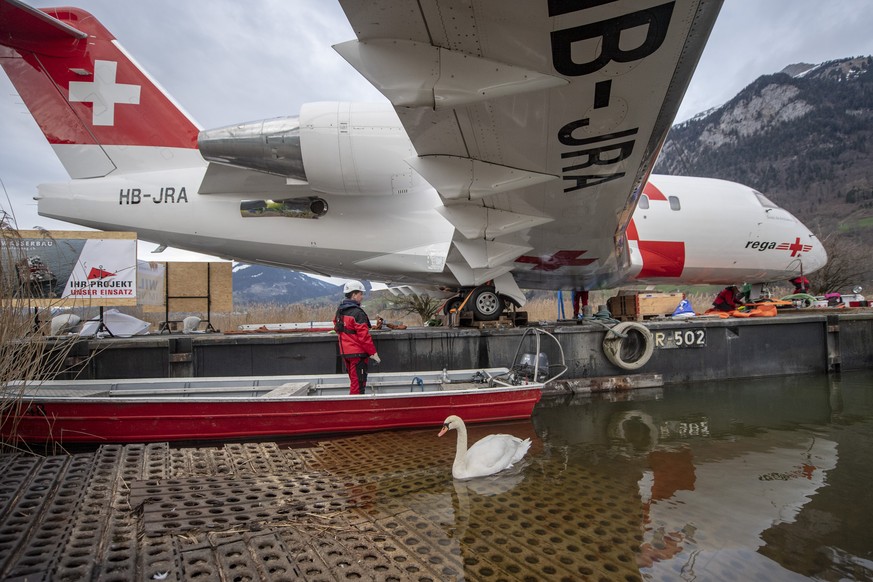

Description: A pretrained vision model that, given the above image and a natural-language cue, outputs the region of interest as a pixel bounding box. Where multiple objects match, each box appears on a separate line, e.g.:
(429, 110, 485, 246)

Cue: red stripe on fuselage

(643, 181, 668, 201)
(636, 240, 685, 278)
(628, 216, 685, 278)
(627, 218, 639, 240)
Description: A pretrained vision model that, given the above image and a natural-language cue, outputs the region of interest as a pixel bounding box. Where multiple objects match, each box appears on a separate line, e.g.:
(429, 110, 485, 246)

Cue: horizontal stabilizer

(334, 38, 566, 109)
(199, 163, 306, 196)
(0, 1, 87, 54)
(407, 155, 558, 200)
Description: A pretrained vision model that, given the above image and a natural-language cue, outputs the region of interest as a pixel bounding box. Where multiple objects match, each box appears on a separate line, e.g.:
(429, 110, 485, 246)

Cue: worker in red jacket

(712, 285, 742, 312)
(334, 280, 380, 394)
(790, 275, 810, 294)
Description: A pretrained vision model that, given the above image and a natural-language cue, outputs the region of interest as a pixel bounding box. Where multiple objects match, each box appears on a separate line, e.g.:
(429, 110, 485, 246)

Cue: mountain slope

(232, 263, 340, 304)
(655, 56, 873, 240)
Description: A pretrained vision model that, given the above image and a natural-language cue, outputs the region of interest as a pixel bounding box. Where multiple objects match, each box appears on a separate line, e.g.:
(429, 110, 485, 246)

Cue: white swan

(438, 415, 531, 480)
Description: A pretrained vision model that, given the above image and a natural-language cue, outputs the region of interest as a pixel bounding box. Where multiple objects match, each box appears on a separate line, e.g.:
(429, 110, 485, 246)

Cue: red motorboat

(1, 369, 542, 444)
(2, 329, 566, 444)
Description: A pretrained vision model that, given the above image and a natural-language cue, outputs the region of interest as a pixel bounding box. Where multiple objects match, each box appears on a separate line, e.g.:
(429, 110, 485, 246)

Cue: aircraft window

(668, 196, 680, 211)
(638, 195, 649, 210)
(754, 191, 778, 208)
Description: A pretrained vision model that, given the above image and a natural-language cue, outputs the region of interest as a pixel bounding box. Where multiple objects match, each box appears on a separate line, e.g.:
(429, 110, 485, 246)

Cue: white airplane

(0, 0, 826, 320)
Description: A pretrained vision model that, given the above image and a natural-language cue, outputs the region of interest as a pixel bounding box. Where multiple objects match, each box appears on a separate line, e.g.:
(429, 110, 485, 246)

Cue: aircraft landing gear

(443, 296, 463, 317)
(469, 286, 503, 321)
(444, 285, 517, 322)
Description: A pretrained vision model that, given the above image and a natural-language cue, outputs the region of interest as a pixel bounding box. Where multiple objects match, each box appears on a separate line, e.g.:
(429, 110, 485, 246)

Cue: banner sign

(62, 239, 137, 299)
(136, 260, 166, 306)
(1, 231, 138, 307)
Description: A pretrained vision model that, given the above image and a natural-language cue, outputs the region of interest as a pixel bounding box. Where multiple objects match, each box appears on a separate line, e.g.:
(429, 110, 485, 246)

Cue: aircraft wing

(336, 0, 722, 290)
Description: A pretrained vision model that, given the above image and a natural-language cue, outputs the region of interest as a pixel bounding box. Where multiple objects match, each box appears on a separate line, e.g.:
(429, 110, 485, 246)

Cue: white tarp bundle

(78, 308, 149, 337)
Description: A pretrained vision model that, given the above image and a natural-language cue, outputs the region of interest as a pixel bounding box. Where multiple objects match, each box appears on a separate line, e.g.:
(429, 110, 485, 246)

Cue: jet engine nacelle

(299, 101, 421, 196)
(199, 102, 421, 196)
(198, 117, 307, 181)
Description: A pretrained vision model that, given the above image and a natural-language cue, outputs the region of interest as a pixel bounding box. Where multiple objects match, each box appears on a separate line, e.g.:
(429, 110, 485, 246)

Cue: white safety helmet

(343, 280, 365, 294)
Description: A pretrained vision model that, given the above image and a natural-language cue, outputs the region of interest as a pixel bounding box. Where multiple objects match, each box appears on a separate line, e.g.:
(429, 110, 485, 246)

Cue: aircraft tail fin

(0, 1, 201, 178)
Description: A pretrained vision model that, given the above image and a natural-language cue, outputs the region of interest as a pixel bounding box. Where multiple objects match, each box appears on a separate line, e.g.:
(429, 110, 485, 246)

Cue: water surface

(526, 370, 873, 580)
(345, 370, 873, 580)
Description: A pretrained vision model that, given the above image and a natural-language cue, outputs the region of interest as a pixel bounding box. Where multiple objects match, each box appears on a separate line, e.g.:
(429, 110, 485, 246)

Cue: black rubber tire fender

(602, 321, 654, 370)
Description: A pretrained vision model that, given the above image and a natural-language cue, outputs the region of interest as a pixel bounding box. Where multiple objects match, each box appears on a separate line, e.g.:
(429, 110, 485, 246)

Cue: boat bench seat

(263, 382, 314, 398)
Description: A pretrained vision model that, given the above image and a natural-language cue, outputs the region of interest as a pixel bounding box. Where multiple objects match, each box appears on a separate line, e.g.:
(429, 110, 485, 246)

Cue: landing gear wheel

(443, 296, 463, 316)
(470, 287, 503, 321)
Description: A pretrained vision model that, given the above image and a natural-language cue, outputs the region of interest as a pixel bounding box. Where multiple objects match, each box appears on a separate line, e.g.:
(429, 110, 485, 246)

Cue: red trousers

(573, 290, 589, 318)
(344, 357, 369, 394)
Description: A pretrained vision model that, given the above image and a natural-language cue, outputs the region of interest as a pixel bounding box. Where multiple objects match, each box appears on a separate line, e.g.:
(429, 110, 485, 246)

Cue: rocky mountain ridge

(655, 56, 873, 240)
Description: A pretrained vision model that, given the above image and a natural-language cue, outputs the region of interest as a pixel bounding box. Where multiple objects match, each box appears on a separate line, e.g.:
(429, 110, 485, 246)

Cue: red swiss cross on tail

(68, 60, 141, 127)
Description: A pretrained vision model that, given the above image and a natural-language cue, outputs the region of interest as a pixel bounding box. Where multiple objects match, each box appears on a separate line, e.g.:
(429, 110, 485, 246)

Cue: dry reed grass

(192, 288, 723, 330)
(123, 283, 803, 333)
(0, 222, 88, 453)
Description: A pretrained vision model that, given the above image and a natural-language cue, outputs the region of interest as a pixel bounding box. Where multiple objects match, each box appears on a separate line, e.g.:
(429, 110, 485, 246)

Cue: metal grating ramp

(0, 432, 647, 581)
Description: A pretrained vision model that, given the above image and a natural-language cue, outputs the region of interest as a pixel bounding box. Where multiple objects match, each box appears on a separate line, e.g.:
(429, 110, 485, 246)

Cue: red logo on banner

(87, 267, 116, 279)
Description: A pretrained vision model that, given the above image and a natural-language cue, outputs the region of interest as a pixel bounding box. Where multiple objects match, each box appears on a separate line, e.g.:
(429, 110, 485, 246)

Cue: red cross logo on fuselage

(775, 237, 812, 257)
(787, 237, 804, 257)
(516, 250, 595, 271)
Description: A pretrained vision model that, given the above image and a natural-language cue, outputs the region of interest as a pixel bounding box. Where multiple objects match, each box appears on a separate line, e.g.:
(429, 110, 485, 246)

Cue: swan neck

(454, 423, 468, 470)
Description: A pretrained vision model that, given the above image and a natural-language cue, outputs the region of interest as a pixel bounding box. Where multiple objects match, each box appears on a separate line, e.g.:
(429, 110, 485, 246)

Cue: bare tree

(386, 294, 442, 325)
(808, 234, 871, 295)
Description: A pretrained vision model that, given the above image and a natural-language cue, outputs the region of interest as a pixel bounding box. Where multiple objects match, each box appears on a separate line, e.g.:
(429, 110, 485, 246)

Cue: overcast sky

(2, 0, 873, 247)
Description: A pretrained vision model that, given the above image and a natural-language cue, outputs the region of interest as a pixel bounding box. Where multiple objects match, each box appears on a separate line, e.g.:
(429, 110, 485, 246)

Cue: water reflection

(323, 372, 873, 580)
(532, 371, 873, 581)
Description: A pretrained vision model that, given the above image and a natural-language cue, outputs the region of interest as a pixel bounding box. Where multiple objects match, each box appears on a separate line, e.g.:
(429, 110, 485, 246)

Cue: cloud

(2, 0, 872, 232)
(676, 0, 873, 121)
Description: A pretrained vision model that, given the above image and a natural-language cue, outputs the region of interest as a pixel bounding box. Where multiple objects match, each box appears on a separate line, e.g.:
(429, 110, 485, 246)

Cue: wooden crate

(471, 316, 515, 329)
(607, 291, 684, 320)
(456, 311, 527, 328)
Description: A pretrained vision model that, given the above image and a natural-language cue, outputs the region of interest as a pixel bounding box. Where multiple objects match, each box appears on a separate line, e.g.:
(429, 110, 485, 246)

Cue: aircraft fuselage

(36, 140, 825, 291)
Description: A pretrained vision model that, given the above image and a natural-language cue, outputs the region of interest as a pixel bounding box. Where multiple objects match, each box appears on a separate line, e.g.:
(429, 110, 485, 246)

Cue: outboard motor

(512, 352, 550, 383)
